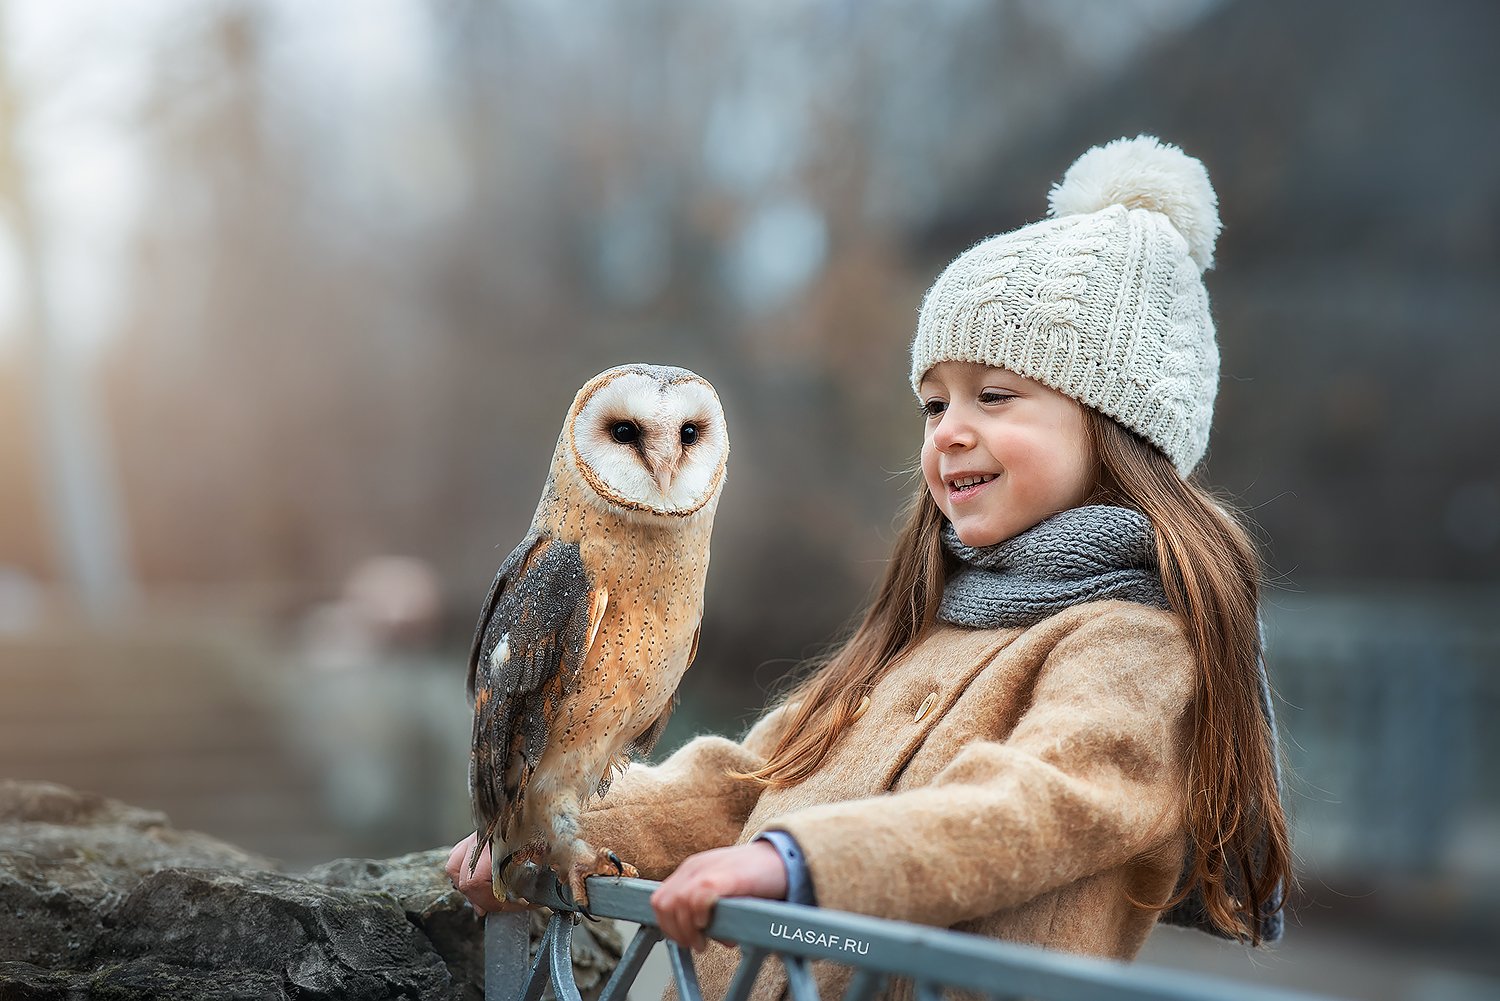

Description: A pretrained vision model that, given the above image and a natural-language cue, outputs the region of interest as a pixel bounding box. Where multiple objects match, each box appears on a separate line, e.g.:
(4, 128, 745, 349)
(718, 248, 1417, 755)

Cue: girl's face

(919, 361, 1097, 548)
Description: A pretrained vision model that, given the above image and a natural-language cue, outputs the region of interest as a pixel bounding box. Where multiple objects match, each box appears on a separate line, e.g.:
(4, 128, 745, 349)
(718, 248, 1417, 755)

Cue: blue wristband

(755, 829, 817, 906)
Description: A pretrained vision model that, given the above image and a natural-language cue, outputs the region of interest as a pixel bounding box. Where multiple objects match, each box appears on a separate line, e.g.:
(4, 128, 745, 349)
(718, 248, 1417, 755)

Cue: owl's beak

(647, 451, 679, 494)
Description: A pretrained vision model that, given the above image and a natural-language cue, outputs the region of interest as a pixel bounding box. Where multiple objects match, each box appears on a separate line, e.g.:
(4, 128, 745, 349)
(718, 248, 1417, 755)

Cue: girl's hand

(650, 842, 788, 951)
(445, 833, 533, 917)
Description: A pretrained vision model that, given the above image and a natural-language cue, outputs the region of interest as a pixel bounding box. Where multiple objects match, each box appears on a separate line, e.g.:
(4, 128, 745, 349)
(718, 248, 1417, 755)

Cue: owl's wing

(465, 534, 534, 701)
(467, 533, 608, 852)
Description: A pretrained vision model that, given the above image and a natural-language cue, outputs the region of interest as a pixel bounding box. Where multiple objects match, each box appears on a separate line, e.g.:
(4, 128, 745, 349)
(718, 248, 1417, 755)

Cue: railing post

(597, 925, 665, 1001)
(484, 911, 533, 1001)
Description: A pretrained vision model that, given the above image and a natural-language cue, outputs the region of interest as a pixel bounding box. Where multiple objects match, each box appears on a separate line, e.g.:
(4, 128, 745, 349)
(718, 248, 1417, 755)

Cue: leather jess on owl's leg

(495, 835, 550, 903)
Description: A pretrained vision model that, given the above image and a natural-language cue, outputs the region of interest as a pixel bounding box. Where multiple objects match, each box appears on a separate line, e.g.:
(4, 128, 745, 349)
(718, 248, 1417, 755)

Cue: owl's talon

(600, 848, 638, 880)
(567, 867, 592, 913)
(566, 846, 638, 911)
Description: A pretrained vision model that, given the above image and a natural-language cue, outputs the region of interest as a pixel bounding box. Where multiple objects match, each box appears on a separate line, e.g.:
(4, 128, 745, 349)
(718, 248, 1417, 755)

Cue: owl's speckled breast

(537, 470, 717, 747)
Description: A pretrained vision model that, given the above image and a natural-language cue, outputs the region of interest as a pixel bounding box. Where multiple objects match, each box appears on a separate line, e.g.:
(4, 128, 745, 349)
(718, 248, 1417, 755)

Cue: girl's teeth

(952, 475, 995, 489)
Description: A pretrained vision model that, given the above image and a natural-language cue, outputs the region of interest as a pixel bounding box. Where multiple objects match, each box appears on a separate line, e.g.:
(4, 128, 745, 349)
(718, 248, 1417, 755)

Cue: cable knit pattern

(911, 137, 1220, 476)
(939, 506, 1167, 627)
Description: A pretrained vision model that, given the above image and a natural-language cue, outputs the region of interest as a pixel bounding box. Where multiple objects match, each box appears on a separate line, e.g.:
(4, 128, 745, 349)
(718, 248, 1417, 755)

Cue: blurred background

(0, 0, 1496, 997)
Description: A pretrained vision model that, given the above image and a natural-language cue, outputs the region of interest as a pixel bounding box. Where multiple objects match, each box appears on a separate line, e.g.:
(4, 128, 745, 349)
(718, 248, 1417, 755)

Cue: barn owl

(466, 364, 728, 909)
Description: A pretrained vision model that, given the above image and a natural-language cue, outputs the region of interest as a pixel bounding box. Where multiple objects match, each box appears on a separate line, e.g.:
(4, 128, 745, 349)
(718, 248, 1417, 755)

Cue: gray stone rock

(0, 781, 623, 1001)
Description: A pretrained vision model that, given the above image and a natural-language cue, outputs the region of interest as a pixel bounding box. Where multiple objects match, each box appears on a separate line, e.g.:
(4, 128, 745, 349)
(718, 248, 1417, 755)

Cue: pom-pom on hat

(910, 135, 1222, 476)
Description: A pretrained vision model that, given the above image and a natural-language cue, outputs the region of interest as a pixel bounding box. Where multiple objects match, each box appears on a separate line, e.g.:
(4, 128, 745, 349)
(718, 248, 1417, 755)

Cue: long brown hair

(739, 409, 1291, 944)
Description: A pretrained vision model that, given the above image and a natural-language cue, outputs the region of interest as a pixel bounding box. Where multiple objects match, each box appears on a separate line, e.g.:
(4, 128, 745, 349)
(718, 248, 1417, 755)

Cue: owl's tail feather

(466, 820, 499, 877)
(491, 847, 516, 901)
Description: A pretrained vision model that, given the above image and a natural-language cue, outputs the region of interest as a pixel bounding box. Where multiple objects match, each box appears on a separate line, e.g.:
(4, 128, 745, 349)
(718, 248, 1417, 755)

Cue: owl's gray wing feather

(467, 533, 598, 853)
(465, 535, 533, 700)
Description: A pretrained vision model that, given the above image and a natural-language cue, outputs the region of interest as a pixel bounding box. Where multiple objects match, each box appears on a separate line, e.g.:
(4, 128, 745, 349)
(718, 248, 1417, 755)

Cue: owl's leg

(537, 804, 638, 912)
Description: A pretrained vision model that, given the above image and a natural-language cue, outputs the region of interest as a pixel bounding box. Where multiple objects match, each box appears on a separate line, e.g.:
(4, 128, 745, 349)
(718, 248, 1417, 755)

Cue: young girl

(449, 135, 1290, 997)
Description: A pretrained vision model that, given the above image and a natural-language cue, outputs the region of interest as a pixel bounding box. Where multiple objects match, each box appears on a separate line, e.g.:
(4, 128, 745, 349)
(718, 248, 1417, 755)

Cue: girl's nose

(932, 408, 976, 451)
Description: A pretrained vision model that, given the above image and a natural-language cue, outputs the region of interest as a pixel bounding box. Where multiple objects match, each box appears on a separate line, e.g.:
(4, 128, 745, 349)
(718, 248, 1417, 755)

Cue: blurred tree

(89, 0, 1399, 695)
(0, 15, 133, 616)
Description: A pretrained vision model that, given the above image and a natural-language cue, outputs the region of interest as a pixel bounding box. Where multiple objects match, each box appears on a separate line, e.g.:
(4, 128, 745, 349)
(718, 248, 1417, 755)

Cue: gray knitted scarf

(940, 506, 1167, 626)
(938, 504, 1285, 943)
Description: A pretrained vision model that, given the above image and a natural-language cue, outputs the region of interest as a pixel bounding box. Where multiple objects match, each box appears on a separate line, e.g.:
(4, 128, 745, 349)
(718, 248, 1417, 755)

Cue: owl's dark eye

(610, 421, 640, 444)
(680, 423, 699, 446)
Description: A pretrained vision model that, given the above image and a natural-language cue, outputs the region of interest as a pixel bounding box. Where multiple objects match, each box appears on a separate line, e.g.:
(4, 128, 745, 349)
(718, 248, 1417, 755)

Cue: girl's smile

(919, 361, 1096, 548)
(944, 472, 999, 502)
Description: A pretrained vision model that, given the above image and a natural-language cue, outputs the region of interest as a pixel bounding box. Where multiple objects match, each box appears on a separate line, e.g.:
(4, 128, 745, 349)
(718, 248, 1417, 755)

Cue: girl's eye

(979, 391, 1016, 405)
(610, 420, 641, 444)
(919, 399, 947, 418)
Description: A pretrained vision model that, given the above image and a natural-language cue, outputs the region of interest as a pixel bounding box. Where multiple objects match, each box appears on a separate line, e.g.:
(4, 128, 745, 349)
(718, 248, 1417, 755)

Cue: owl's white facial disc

(568, 367, 728, 517)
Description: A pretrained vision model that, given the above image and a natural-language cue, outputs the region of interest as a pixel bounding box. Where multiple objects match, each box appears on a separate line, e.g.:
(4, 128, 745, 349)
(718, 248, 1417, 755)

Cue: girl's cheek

(998, 429, 1054, 469)
(919, 445, 945, 502)
(924, 479, 947, 511)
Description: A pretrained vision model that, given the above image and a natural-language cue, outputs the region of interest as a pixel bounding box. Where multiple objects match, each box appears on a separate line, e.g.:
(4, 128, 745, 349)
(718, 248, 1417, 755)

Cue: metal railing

(1264, 592, 1500, 879)
(484, 874, 1336, 1001)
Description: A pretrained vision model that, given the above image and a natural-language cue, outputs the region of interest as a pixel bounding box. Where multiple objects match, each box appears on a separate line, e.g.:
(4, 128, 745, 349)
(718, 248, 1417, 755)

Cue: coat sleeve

(575, 704, 792, 880)
(769, 607, 1197, 928)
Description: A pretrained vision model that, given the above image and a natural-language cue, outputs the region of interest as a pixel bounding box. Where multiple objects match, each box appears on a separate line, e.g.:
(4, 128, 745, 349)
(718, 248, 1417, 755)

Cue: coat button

(913, 691, 938, 723)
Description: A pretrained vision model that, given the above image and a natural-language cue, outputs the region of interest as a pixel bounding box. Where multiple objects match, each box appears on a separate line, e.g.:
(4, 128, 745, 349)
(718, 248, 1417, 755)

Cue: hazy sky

(0, 0, 1219, 352)
(0, 0, 445, 352)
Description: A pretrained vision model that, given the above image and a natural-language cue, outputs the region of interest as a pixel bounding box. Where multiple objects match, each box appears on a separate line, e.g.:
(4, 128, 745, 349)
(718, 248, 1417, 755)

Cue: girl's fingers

(445, 833, 509, 915)
(666, 894, 710, 951)
(651, 881, 692, 948)
(655, 841, 791, 949)
(444, 837, 472, 882)
(652, 858, 724, 951)
(687, 883, 716, 950)
(446, 837, 471, 878)
(659, 875, 688, 944)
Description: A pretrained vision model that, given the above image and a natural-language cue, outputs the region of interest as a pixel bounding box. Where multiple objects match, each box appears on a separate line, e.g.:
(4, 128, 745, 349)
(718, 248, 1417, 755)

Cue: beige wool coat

(576, 599, 1198, 1001)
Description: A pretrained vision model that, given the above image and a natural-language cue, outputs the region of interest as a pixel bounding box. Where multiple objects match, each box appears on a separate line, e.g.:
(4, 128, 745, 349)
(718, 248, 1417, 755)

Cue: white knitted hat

(910, 135, 1221, 476)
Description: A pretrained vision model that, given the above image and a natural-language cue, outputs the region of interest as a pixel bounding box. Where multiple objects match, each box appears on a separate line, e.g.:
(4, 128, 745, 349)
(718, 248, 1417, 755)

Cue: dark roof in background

(913, 0, 1500, 583)
(920, 0, 1498, 260)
